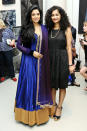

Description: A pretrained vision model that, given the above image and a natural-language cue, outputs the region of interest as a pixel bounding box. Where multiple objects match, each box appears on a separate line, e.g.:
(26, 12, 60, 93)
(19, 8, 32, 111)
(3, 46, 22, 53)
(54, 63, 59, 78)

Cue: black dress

(84, 44, 87, 67)
(48, 29, 69, 90)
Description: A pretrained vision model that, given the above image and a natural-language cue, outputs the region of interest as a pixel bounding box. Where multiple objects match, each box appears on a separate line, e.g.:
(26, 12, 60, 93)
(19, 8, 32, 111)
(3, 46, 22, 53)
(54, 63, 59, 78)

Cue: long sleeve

(8, 28, 15, 39)
(17, 36, 34, 55)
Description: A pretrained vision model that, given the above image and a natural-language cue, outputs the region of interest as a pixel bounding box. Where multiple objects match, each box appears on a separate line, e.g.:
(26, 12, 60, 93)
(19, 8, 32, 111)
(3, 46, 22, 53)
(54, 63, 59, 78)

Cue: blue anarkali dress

(15, 25, 53, 126)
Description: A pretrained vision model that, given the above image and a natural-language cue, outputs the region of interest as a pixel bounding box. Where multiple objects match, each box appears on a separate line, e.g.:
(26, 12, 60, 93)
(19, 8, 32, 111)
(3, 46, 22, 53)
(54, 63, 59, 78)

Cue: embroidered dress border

(36, 26, 42, 106)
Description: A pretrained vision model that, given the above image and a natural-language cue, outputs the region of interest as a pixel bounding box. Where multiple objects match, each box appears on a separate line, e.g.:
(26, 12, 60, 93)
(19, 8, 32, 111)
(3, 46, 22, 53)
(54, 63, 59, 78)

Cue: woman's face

(31, 9, 40, 24)
(51, 9, 61, 24)
(83, 22, 87, 32)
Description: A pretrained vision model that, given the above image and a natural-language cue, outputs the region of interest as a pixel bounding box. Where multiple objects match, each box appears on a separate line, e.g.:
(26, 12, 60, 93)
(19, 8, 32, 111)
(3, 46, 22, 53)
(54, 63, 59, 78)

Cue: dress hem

(14, 106, 49, 126)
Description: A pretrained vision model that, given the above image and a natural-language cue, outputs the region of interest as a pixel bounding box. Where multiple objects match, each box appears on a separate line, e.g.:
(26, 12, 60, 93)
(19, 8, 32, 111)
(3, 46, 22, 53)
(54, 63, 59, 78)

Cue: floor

(0, 72, 87, 131)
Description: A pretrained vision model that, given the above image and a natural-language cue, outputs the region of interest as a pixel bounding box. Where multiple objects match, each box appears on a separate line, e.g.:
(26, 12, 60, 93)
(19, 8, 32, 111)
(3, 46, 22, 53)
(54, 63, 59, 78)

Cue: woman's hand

(69, 65, 75, 74)
(79, 39, 86, 45)
(82, 41, 87, 45)
(9, 39, 16, 48)
(9, 43, 15, 47)
(33, 51, 43, 59)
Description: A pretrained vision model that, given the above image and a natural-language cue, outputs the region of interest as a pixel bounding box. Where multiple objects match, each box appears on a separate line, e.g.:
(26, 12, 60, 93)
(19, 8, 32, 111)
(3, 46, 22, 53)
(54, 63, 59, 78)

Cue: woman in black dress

(45, 6, 75, 120)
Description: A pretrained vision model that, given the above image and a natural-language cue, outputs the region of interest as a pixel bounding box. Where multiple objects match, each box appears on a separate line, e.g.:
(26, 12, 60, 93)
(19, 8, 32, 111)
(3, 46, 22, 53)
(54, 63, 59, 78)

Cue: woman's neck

(53, 23, 60, 30)
(33, 22, 40, 28)
(33, 22, 41, 35)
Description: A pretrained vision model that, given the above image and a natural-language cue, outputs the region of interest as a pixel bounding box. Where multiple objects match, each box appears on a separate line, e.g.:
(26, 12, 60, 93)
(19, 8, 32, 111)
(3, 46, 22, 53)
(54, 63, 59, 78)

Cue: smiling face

(83, 22, 87, 33)
(31, 9, 40, 24)
(51, 9, 61, 24)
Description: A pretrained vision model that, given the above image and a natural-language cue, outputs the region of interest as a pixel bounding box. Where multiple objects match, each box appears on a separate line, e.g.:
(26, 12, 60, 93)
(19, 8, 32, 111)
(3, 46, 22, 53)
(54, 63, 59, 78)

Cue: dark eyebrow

(32, 12, 40, 15)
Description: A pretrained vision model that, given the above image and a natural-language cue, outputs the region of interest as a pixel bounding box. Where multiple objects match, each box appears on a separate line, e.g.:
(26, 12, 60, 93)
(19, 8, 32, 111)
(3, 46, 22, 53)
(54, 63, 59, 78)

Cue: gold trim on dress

(15, 106, 49, 126)
(49, 105, 56, 117)
(36, 35, 40, 52)
(36, 26, 42, 106)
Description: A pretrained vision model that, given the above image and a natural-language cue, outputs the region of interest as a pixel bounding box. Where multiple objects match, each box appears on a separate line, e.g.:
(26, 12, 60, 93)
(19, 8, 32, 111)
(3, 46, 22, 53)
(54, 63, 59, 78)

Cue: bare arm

(66, 27, 72, 65)
(65, 27, 75, 73)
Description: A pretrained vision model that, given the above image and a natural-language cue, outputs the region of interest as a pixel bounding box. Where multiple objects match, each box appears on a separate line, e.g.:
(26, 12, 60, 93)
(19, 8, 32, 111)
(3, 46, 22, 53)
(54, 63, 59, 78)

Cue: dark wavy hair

(20, 5, 42, 47)
(45, 6, 71, 32)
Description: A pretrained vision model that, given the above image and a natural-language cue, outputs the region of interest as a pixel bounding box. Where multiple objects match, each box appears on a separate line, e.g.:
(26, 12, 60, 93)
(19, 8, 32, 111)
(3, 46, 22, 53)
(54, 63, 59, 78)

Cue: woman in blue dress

(14, 5, 53, 126)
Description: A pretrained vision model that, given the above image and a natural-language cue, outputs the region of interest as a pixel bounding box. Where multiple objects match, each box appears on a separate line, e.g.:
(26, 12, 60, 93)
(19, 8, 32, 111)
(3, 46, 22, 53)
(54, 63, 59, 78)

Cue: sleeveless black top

(48, 29, 69, 90)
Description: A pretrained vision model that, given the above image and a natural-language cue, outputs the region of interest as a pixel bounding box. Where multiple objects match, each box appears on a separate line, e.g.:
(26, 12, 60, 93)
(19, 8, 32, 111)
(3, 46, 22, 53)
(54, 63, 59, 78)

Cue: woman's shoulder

(41, 24, 47, 29)
(65, 27, 72, 35)
(65, 27, 71, 32)
(4, 27, 12, 33)
(41, 24, 48, 32)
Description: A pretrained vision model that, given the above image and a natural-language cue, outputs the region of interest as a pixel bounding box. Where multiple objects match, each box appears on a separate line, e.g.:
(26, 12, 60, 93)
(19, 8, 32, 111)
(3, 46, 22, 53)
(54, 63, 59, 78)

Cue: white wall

(43, 0, 66, 11)
(66, 0, 80, 55)
(0, 0, 21, 26)
(66, 0, 80, 32)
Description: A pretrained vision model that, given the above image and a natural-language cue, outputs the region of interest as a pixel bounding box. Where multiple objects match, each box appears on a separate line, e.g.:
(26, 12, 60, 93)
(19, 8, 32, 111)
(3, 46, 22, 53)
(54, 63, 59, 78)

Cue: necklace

(51, 29, 60, 38)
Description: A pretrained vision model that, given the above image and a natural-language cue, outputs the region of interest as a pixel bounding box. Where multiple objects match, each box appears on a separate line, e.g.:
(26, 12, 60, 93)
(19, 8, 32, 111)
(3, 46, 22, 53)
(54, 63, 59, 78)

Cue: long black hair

(45, 6, 70, 32)
(20, 5, 42, 47)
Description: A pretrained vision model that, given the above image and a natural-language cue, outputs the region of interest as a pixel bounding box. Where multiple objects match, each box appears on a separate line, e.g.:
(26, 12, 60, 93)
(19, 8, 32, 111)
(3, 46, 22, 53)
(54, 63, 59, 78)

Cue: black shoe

(85, 79, 87, 82)
(53, 115, 61, 120)
(53, 106, 63, 121)
(71, 82, 80, 87)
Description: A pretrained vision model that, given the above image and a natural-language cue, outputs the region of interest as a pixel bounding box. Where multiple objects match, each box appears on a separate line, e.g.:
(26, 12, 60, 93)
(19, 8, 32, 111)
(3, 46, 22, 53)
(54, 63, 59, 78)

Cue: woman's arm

(66, 27, 72, 65)
(17, 36, 33, 55)
(65, 27, 75, 73)
(79, 39, 84, 50)
(82, 40, 87, 46)
(17, 36, 43, 58)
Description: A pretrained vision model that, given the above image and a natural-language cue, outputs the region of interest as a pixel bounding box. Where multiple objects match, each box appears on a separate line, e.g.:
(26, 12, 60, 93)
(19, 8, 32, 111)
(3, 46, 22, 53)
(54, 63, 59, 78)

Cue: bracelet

(69, 64, 73, 66)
